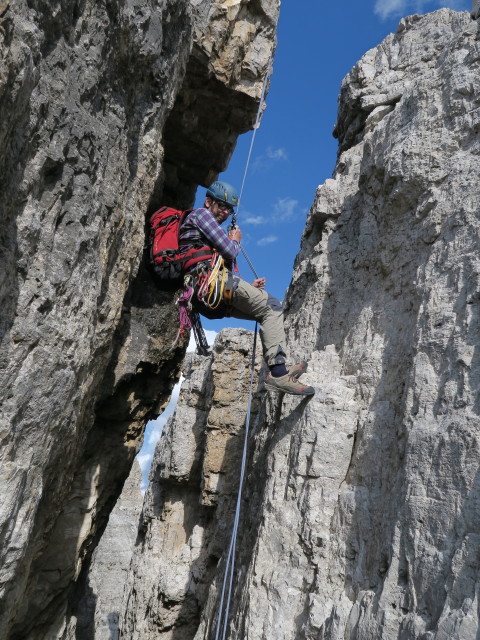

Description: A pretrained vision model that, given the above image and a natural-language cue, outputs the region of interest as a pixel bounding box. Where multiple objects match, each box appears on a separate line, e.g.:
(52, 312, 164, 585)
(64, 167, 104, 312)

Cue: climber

(179, 180, 315, 396)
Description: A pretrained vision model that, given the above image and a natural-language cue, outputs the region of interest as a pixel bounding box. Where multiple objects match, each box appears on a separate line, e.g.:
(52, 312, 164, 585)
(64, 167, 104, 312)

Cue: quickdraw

(170, 278, 194, 351)
(170, 274, 215, 356)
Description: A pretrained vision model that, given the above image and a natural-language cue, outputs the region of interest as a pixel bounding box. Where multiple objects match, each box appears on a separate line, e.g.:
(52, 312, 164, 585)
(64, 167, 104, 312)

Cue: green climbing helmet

(206, 181, 239, 208)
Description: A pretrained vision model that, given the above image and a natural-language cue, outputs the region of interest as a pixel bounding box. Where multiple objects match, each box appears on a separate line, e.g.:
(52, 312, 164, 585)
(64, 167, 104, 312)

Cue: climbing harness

(212, 54, 272, 640)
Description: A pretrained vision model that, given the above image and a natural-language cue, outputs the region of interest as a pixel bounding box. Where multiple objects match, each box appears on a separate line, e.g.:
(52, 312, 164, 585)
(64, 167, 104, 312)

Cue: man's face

(206, 197, 234, 224)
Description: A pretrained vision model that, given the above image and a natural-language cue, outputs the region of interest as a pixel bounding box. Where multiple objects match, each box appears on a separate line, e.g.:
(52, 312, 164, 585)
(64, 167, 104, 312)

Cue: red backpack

(148, 207, 214, 285)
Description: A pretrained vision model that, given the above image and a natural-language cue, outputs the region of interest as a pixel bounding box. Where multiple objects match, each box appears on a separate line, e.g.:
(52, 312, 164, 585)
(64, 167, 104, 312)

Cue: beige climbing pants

(230, 276, 288, 366)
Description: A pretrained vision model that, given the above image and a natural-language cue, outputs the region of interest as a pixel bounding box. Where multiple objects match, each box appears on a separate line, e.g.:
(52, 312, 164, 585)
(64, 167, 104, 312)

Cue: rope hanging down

(231, 54, 272, 229)
(213, 56, 272, 640)
(213, 327, 258, 640)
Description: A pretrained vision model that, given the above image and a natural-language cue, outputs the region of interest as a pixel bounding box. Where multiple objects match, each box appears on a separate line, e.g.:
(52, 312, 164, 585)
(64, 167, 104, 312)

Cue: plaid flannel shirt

(179, 208, 240, 261)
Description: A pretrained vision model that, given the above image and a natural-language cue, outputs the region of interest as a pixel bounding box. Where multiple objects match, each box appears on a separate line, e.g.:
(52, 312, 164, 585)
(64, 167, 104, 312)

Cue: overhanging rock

(0, 1, 279, 638)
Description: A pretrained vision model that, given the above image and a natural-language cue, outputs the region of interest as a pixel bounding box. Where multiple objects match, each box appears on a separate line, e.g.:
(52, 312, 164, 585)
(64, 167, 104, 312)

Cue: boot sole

(264, 382, 315, 396)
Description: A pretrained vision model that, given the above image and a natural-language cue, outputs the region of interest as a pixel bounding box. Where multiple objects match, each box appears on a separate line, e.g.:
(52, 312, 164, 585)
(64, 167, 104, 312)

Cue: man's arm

(194, 209, 241, 260)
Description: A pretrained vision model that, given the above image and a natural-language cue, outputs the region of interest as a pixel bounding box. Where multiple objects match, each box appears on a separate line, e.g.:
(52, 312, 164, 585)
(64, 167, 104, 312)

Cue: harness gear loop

(170, 279, 194, 350)
(170, 276, 212, 356)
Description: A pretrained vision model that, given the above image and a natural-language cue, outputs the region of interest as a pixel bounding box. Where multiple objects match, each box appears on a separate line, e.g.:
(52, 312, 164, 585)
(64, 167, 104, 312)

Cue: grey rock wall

(473, 1, 480, 20)
(122, 8, 480, 640)
(0, 1, 278, 638)
(120, 329, 263, 640)
(223, 9, 480, 640)
(64, 461, 142, 640)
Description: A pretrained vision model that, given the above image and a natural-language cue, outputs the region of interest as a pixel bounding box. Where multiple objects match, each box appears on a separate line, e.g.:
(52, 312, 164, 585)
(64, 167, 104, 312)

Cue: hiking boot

(288, 360, 308, 379)
(264, 370, 315, 396)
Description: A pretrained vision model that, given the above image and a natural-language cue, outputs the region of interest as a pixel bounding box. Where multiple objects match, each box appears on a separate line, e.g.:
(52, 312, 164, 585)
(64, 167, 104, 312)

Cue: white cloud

(147, 421, 164, 446)
(374, 0, 407, 18)
(253, 146, 288, 172)
(273, 197, 299, 222)
(374, 0, 468, 19)
(237, 196, 302, 230)
(265, 146, 288, 161)
(244, 215, 267, 225)
(257, 235, 278, 246)
(137, 453, 153, 474)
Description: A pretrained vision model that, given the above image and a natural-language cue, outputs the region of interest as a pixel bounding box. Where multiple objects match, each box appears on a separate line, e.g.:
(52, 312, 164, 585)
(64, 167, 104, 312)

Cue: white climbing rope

(214, 327, 258, 640)
(213, 55, 272, 640)
(233, 54, 273, 223)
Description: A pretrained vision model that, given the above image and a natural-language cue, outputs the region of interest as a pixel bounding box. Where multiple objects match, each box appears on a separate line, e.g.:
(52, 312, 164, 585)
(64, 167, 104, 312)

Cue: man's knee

(266, 293, 284, 312)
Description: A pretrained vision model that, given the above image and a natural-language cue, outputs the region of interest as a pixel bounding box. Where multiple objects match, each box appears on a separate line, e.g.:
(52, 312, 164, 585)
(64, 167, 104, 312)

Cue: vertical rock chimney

(473, 0, 480, 18)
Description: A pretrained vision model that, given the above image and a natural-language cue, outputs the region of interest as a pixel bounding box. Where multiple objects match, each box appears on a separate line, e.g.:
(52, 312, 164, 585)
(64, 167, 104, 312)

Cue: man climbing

(179, 180, 315, 396)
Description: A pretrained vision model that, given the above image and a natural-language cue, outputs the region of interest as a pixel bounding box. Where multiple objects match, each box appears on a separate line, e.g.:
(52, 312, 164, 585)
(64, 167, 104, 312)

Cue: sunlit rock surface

(121, 9, 480, 640)
(0, 0, 278, 637)
(64, 461, 142, 640)
(120, 329, 263, 639)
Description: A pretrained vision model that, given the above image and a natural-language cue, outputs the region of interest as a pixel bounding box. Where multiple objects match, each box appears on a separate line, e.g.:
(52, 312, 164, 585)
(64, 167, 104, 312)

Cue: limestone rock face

(65, 461, 142, 640)
(120, 328, 263, 639)
(226, 9, 480, 640)
(0, 0, 278, 637)
(123, 9, 480, 640)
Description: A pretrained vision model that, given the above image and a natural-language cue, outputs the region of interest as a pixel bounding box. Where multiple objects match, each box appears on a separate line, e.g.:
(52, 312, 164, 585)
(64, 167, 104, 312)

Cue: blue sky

(137, 0, 472, 489)
(196, 0, 470, 309)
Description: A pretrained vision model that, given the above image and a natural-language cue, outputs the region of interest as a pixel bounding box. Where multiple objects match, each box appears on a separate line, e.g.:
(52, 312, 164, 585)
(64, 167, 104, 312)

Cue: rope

(212, 53, 272, 640)
(170, 285, 194, 350)
(231, 56, 272, 275)
(239, 246, 258, 280)
(213, 326, 258, 640)
(232, 54, 272, 226)
(207, 254, 227, 309)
